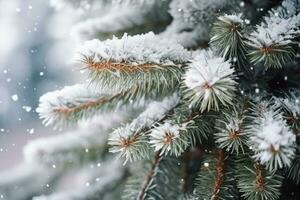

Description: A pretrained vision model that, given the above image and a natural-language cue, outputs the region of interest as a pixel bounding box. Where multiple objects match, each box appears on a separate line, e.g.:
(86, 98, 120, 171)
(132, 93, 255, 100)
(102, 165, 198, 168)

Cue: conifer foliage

(1, 0, 300, 200)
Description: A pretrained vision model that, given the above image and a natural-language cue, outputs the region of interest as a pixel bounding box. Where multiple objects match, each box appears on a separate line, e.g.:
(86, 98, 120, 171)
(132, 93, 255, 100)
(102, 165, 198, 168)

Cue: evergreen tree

(1, 0, 300, 199)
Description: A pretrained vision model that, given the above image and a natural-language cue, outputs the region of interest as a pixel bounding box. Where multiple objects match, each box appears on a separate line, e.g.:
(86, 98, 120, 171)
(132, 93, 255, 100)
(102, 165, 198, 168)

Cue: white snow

(250, 110, 296, 169)
(11, 94, 18, 102)
(220, 14, 244, 24)
(77, 32, 191, 66)
(183, 50, 236, 102)
(109, 94, 180, 163)
(149, 122, 181, 154)
(249, 0, 300, 47)
(36, 84, 117, 128)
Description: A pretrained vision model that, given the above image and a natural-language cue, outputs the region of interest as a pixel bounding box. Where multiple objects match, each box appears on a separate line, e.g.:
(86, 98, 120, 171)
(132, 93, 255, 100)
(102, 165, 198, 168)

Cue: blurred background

(0, 0, 79, 170)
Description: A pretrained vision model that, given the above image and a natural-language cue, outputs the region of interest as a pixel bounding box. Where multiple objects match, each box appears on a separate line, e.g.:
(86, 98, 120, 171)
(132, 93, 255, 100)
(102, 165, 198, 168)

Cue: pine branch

(183, 50, 237, 112)
(249, 104, 296, 170)
(193, 149, 238, 199)
(137, 151, 162, 200)
(122, 156, 182, 200)
(149, 104, 213, 157)
(248, 0, 300, 69)
(109, 94, 179, 163)
(160, 0, 239, 48)
(287, 155, 300, 184)
(37, 84, 136, 128)
(215, 98, 250, 154)
(78, 32, 190, 97)
(210, 14, 248, 68)
(275, 90, 300, 132)
(237, 156, 283, 200)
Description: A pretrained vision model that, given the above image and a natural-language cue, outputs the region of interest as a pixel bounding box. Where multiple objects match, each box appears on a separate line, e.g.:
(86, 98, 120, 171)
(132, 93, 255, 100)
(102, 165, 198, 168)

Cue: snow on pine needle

(183, 50, 237, 112)
(276, 90, 300, 129)
(149, 121, 189, 156)
(249, 109, 296, 171)
(77, 32, 190, 69)
(77, 32, 190, 96)
(108, 94, 180, 164)
(36, 84, 121, 128)
(248, 0, 300, 68)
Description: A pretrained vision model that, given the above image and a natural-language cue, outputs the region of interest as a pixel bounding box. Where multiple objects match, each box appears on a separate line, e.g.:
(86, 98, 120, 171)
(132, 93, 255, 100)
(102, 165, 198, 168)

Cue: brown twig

(211, 149, 226, 200)
(137, 151, 162, 200)
(255, 164, 265, 192)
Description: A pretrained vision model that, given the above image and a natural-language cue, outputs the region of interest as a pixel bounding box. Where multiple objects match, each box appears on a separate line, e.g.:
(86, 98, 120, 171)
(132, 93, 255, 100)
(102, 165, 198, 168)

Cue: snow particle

(11, 94, 18, 102)
(29, 128, 35, 134)
(85, 182, 90, 187)
(52, 164, 56, 169)
(22, 106, 32, 112)
(40, 72, 44, 76)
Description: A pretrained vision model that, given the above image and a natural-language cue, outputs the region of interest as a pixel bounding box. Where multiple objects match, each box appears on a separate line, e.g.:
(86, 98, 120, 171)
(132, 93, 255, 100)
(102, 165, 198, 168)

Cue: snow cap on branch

(77, 32, 190, 68)
(183, 50, 237, 112)
(250, 110, 296, 170)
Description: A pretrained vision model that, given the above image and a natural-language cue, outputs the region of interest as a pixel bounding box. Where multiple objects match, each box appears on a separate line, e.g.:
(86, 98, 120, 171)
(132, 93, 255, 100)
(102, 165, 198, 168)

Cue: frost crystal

(250, 110, 296, 170)
(183, 50, 236, 112)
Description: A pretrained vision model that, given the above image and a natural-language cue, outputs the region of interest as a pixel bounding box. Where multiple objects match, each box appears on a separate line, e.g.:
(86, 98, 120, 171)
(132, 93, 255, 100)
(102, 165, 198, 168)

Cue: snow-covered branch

(248, 0, 300, 68)
(108, 94, 180, 164)
(249, 108, 296, 170)
(183, 50, 237, 112)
